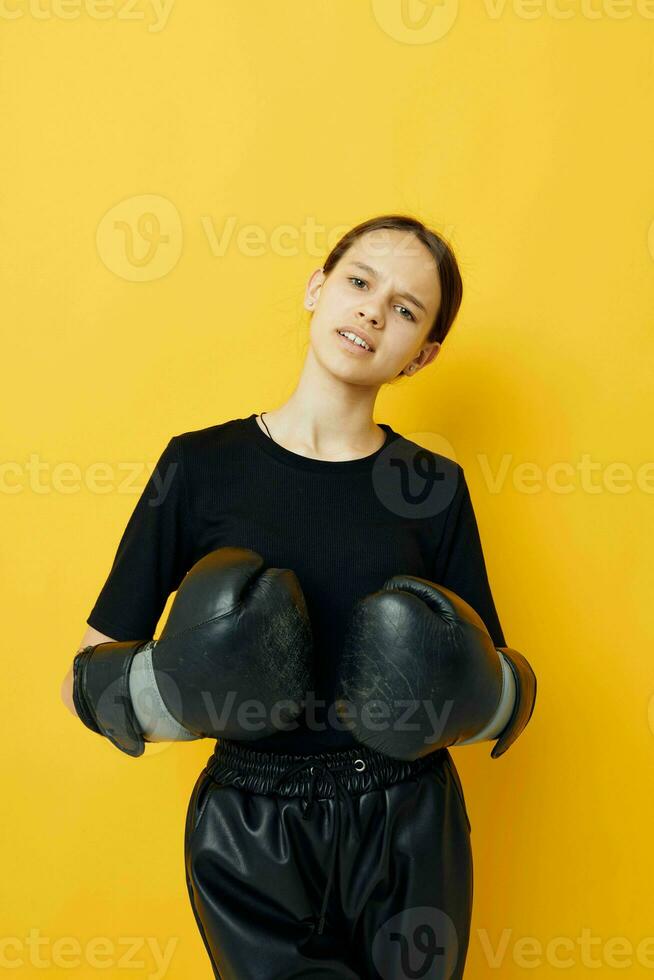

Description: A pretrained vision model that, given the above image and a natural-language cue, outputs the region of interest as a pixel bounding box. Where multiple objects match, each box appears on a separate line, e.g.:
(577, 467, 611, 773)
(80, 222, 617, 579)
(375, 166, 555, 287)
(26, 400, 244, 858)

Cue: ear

(305, 268, 325, 311)
(421, 341, 441, 368)
(409, 341, 441, 374)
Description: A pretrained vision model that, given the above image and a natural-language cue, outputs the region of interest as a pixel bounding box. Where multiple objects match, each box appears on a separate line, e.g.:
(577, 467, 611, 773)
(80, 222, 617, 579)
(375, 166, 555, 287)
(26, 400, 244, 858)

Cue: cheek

(309, 313, 337, 351)
(384, 336, 412, 363)
(313, 295, 347, 332)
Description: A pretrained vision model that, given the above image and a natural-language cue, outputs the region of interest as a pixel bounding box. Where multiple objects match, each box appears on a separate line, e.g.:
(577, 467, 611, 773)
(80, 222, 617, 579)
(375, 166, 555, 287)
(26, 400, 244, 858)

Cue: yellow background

(2, 0, 653, 976)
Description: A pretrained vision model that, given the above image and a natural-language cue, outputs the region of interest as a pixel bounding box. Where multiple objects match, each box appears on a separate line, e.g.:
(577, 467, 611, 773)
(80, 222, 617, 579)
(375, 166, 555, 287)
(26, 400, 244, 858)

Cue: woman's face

(305, 228, 443, 385)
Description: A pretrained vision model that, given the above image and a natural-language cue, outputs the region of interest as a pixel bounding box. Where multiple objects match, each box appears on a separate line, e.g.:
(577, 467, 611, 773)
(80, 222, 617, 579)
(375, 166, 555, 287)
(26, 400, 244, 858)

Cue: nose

(355, 309, 380, 327)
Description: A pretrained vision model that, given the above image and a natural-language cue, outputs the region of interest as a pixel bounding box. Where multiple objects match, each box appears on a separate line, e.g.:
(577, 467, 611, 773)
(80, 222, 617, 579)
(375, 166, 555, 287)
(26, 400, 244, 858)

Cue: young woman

(68, 214, 532, 978)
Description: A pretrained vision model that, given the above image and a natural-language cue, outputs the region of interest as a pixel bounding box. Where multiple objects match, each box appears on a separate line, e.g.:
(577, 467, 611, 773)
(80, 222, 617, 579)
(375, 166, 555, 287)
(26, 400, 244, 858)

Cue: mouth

(336, 328, 375, 354)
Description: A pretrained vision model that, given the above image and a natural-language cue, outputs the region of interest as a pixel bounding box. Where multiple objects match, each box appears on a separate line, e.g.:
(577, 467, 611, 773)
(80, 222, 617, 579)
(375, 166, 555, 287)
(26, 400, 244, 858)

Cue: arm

(66, 547, 314, 757)
(435, 465, 538, 755)
(336, 463, 536, 760)
(63, 436, 200, 749)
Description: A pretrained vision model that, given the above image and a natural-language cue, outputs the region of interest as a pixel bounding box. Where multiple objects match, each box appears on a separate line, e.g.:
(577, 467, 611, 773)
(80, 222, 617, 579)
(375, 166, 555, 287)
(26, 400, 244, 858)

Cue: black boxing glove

(333, 576, 536, 761)
(74, 546, 314, 756)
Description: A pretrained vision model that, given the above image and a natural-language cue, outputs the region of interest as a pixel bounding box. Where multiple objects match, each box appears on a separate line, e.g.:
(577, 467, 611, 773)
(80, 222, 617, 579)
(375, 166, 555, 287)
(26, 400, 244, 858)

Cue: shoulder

(169, 415, 253, 456)
(386, 426, 463, 479)
(162, 417, 256, 493)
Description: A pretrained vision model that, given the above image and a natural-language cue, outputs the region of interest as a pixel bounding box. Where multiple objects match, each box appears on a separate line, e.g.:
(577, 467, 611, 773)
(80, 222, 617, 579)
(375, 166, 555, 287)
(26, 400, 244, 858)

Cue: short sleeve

(86, 435, 194, 641)
(432, 465, 507, 648)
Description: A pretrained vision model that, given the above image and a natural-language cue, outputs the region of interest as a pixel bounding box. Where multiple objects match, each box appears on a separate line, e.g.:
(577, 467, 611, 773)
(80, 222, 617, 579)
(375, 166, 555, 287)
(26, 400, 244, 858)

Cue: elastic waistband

(206, 738, 447, 799)
(204, 738, 448, 938)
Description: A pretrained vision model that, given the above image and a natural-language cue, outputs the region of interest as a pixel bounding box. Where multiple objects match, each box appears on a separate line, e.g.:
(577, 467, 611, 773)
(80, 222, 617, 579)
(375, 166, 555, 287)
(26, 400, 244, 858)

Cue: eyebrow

(348, 261, 427, 315)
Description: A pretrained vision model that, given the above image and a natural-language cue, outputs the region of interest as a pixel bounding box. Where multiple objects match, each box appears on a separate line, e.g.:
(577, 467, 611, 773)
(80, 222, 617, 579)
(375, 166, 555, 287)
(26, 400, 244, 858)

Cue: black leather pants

(184, 739, 473, 979)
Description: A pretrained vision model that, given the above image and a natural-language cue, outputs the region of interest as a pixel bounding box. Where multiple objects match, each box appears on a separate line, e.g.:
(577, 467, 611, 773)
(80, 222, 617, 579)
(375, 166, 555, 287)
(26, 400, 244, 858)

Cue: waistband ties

(271, 758, 363, 937)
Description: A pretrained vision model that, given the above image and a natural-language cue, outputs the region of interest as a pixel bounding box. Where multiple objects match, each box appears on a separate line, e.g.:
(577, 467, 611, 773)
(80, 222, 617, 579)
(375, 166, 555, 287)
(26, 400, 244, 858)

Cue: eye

(347, 277, 416, 322)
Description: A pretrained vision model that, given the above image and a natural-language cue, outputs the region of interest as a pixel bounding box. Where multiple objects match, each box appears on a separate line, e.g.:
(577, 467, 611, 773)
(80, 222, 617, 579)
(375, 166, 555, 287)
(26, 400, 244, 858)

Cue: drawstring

(271, 758, 364, 936)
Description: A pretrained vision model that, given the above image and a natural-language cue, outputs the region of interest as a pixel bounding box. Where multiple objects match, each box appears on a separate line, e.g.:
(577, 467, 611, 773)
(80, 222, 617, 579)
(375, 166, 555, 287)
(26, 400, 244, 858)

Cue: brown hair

(321, 213, 463, 346)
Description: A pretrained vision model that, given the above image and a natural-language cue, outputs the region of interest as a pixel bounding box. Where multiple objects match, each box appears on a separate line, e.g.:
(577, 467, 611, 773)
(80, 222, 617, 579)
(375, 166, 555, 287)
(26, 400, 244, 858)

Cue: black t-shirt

(87, 413, 506, 754)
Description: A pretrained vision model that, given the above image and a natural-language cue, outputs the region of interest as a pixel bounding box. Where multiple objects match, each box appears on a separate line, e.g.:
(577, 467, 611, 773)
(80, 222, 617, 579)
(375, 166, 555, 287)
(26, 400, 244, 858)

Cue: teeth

(339, 330, 371, 351)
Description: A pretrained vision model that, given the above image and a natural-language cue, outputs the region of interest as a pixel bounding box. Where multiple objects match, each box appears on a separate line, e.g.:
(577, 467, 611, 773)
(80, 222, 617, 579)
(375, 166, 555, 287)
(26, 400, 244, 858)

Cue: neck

(261, 350, 386, 458)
